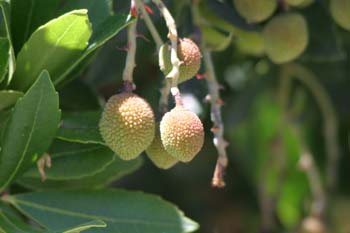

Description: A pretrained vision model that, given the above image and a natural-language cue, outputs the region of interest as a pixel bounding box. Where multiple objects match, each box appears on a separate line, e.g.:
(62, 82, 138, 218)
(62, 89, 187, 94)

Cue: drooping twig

(152, 0, 183, 107)
(281, 63, 340, 192)
(202, 50, 229, 188)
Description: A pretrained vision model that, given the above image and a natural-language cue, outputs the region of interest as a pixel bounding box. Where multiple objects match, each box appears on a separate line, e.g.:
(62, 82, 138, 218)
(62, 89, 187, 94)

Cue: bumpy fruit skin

(159, 38, 201, 83)
(146, 125, 178, 169)
(99, 92, 155, 160)
(330, 0, 350, 31)
(233, 0, 277, 23)
(160, 106, 204, 162)
(263, 13, 308, 64)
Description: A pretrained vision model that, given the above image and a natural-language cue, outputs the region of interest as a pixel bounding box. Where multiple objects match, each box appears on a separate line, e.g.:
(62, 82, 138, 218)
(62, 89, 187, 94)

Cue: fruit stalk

(152, 0, 182, 106)
(122, 13, 138, 88)
(202, 50, 229, 188)
(133, 0, 171, 113)
(134, 0, 163, 50)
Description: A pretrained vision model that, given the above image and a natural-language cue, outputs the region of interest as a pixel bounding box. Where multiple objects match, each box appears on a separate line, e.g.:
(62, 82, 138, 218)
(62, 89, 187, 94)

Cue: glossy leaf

(6, 190, 199, 233)
(0, 0, 15, 85)
(10, 9, 92, 91)
(56, 111, 104, 144)
(0, 37, 8, 83)
(23, 140, 115, 180)
(59, 0, 112, 30)
(0, 90, 23, 110)
(54, 14, 134, 85)
(59, 220, 106, 233)
(0, 210, 41, 233)
(10, 0, 61, 54)
(0, 71, 61, 192)
(17, 156, 142, 190)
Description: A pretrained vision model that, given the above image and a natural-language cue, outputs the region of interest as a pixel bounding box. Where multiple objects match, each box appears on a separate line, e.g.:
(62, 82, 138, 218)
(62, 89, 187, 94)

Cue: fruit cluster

(197, 0, 350, 64)
(232, 0, 310, 64)
(99, 38, 204, 169)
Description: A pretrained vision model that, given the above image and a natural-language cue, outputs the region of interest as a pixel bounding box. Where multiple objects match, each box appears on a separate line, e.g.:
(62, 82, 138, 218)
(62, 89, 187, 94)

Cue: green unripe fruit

(235, 28, 264, 56)
(233, 0, 277, 23)
(159, 38, 201, 83)
(263, 13, 308, 64)
(201, 25, 233, 51)
(99, 92, 155, 160)
(330, 0, 350, 30)
(146, 125, 178, 169)
(160, 106, 204, 162)
(285, 0, 314, 7)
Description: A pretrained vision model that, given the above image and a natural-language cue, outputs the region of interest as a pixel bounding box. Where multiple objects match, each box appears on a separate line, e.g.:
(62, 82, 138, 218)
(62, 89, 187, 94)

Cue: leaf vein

(15, 199, 179, 228)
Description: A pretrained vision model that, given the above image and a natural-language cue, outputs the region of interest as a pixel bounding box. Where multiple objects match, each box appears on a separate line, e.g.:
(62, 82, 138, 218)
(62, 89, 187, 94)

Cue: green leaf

(0, 90, 23, 110)
(23, 140, 115, 180)
(59, 220, 106, 233)
(58, 79, 101, 111)
(10, 0, 61, 54)
(0, 0, 15, 86)
(54, 14, 134, 86)
(277, 173, 309, 229)
(56, 111, 104, 144)
(0, 70, 61, 192)
(6, 189, 199, 233)
(59, 0, 112, 30)
(0, 37, 9, 83)
(1, 203, 106, 233)
(17, 156, 142, 190)
(0, 210, 42, 232)
(276, 128, 309, 229)
(10, 9, 92, 91)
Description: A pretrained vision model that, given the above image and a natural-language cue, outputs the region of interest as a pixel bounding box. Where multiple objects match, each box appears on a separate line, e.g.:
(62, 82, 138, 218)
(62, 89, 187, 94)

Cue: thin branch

(134, 0, 163, 50)
(152, 0, 182, 106)
(122, 17, 138, 84)
(281, 63, 340, 192)
(159, 79, 171, 114)
(257, 137, 285, 233)
(293, 126, 326, 217)
(202, 50, 229, 188)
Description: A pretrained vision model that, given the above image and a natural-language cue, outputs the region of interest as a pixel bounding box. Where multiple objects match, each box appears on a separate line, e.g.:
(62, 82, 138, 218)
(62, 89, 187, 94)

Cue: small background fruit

(263, 13, 309, 64)
(233, 0, 277, 23)
(330, 0, 350, 31)
(201, 25, 233, 52)
(99, 92, 155, 160)
(234, 28, 265, 56)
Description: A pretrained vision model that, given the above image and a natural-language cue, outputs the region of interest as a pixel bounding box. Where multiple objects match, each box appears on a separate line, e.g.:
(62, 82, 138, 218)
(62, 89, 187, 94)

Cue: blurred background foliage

(1, 0, 350, 232)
